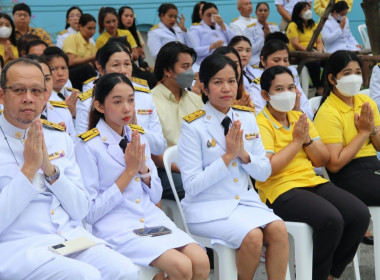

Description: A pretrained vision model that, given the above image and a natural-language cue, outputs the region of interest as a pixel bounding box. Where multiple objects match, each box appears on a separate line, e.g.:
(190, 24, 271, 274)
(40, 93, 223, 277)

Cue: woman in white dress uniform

(147, 3, 193, 60)
(178, 54, 289, 280)
(75, 73, 210, 279)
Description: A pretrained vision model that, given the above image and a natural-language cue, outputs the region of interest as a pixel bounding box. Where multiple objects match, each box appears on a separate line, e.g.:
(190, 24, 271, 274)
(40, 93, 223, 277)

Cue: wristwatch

(370, 127, 379, 137)
(44, 165, 60, 183)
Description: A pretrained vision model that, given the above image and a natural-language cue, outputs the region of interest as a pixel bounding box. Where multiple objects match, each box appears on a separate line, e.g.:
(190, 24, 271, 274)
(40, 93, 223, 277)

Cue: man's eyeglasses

(4, 86, 46, 96)
(14, 12, 30, 18)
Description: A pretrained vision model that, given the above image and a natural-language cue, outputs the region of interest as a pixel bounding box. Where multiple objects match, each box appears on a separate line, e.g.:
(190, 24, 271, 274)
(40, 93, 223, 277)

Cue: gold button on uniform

(140, 218, 145, 223)
(232, 162, 237, 167)
(58, 231, 62, 235)
(50, 209, 54, 215)
(234, 178, 238, 183)
(136, 199, 140, 204)
(135, 177, 140, 182)
(235, 195, 240, 200)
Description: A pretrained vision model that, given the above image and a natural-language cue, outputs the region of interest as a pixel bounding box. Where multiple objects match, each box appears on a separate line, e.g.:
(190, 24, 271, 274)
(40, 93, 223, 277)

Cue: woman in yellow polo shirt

(0, 13, 18, 64)
(256, 65, 370, 280)
(314, 50, 380, 206)
(286, 2, 324, 95)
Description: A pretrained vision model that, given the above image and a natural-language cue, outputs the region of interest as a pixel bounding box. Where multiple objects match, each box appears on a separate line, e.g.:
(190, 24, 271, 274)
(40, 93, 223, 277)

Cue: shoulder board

(268, 22, 278, 26)
(377, 62, 380, 67)
(59, 29, 68, 35)
(183, 110, 206, 123)
(247, 23, 257, 28)
(253, 77, 261, 84)
(83, 76, 96, 85)
(131, 76, 148, 87)
(231, 17, 239, 22)
(49, 100, 68, 108)
(128, 124, 145, 134)
(192, 22, 201, 26)
(0, 109, 3, 115)
(134, 86, 151, 93)
(40, 119, 65, 132)
(78, 89, 93, 102)
(150, 24, 159, 31)
(77, 128, 100, 141)
(251, 65, 262, 69)
(65, 87, 80, 92)
(232, 105, 255, 113)
(293, 74, 297, 78)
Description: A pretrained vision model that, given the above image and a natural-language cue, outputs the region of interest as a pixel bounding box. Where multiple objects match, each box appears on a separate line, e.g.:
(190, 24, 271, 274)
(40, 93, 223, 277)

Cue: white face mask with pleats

(302, 10, 312, 20)
(335, 75, 363, 97)
(269, 91, 296, 112)
(0, 26, 12, 38)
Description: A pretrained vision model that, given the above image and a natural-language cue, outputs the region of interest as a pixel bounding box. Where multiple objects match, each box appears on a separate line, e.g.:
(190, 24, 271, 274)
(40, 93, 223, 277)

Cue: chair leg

(369, 207, 380, 280)
(352, 252, 361, 280)
(212, 243, 237, 280)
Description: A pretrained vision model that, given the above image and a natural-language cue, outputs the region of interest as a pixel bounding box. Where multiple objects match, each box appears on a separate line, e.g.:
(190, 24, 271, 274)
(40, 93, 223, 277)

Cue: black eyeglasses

(4, 85, 46, 96)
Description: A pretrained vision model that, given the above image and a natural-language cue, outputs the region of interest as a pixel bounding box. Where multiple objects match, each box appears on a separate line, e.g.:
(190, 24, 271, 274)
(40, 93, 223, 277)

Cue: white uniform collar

(0, 113, 29, 140)
(67, 26, 77, 34)
(97, 118, 131, 144)
(239, 15, 253, 22)
(205, 102, 233, 125)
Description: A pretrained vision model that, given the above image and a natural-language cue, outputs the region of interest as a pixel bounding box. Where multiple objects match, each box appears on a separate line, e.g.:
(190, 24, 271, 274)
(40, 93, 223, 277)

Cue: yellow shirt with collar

(286, 22, 321, 51)
(256, 106, 327, 203)
(62, 32, 96, 58)
(313, 92, 380, 159)
(95, 29, 137, 49)
(151, 83, 204, 148)
(0, 44, 18, 64)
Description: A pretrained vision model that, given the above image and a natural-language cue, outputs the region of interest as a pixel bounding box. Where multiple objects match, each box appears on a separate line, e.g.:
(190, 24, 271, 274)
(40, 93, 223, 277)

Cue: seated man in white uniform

(229, 0, 256, 35)
(0, 58, 138, 280)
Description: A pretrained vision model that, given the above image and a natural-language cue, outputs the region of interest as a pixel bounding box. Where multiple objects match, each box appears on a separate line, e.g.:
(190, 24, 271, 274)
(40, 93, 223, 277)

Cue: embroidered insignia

(247, 23, 256, 28)
(232, 105, 255, 113)
(58, 30, 68, 35)
(183, 110, 206, 123)
(15, 131, 23, 139)
(137, 109, 153, 115)
(78, 89, 93, 102)
(129, 124, 145, 134)
(83, 76, 96, 85)
(207, 139, 216, 148)
(253, 77, 261, 84)
(245, 133, 260, 140)
(192, 22, 201, 26)
(65, 87, 80, 92)
(40, 119, 65, 131)
(48, 150, 65, 161)
(131, 77, 148, 87)
(231, 17, 239, 22)
(78, 128, 100, 141)
(134, 86, 151, 93)
(49, 100, 68, 108)
(251, 65, 262, 69)
(150, 24, 159, 31)
(0, 109, 3, 114)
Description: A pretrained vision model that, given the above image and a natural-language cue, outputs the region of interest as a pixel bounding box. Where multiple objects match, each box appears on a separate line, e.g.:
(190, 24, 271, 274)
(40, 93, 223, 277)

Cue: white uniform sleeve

(75, 99, 91, 135)
(147, 30, 162, 60)
(189, 26, 213, 59)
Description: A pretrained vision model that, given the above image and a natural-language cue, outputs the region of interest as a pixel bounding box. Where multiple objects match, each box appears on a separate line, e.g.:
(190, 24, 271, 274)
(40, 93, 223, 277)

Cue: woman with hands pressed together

(75, 73, 209, 280)
(178, 55, 289, 280)
(255, 65, 370, 280)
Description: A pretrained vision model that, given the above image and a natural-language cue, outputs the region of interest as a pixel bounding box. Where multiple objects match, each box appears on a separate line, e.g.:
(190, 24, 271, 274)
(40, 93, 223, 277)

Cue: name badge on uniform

(137, 109, 153, 115)
(49, 150, 65, 161)
(207, 139, 216, 147)
(245, 133, 259, 140)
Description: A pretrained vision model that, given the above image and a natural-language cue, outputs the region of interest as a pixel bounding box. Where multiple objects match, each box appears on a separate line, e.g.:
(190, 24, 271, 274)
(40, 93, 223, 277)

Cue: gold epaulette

(65, 87, 80, 93)
(232, 105, 255, 113)
(253, 77, 261, 84)
(40, 119, 65, 131)
(49, 100, 68, 108)
(251, 65, 262, 69)
(134, 86, 151, 93)
(377, 62, 380, 67)
(0, 109, 3, 115)
(77, 128, 100, 141)
(131, 77, 148, 87)
(247, 23, 257, 28)
(128, 124, 145, 134)
(83, 76, 96, 85)
(268, 22, 278, 26)
(231, 17, 239, 22)
(192, 22, 201, 26)
(150, 24, 159, 31)
(183, 110, 206, 123)
(59, 29, 68, 35)
(78, 89, 93, 102)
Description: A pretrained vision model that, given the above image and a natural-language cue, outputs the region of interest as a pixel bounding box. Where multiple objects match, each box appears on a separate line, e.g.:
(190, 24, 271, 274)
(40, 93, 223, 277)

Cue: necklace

(0, 124, 21, 166)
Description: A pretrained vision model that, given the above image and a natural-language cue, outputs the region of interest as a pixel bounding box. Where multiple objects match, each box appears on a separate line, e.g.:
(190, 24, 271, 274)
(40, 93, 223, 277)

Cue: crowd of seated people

(0, 1, 378, 279)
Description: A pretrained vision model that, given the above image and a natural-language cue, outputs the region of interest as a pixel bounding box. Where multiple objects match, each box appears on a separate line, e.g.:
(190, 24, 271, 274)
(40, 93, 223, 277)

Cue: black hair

(228, 35, 252, 48)
(260, 65, 294, 92)
(79, 14, 96, 27)
(65, 6, 83, 29)
(43, 46, 69, 66)
(24, 54, 51, 74)
(1, 58, 44, 89)
(107, 36, 132, 53)
(0, 55, 4, 69)
(96, 41, 131, 70)
(291, 2, 314, 33)
(316, 50, 362, 112)
(332, 1, 349, 13)
(158, 3, 178, 17)
(213, 46, 244, 100)
(25, 39, 48, 55)
(264, 32, 289, 45)
(202, 2, 218, 15)
(0, 13, 17, 46)
(118, 6, 141, 47)
(256, 2, 269, 12)
(17, 34, 40, 56)
(98, 7, 118, 34)
(89, 72, 134, 129)
(12, 3, 31, 16)
(192, 1, 207, 23)
(199, 54, 238, 103)
(154, 41, 197, 81)
(259, 40, 289, 68)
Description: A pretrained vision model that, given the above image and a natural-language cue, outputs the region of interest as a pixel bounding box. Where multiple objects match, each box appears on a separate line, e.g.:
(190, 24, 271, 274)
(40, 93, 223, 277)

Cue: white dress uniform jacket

(245, 22, 279, 65)
(0, 114, 106, 279)
(189, 20, 236, 64)
(321, 15, 360, 53)
(75, 118, 196, 266)
(370, 63, 380, 112)
(56, 27, 96, 49)
(229, 15, 256, 36)
(147, 22, 194, 60)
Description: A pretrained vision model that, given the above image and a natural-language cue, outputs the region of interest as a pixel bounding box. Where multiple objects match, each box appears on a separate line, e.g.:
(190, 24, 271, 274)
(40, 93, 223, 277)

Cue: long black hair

(0, 13, 17, 46)
(98, 7, 117, 34)
(291, 2, 314, 33)
(118, 6, 141, 47)
(192, 1, 207, 23)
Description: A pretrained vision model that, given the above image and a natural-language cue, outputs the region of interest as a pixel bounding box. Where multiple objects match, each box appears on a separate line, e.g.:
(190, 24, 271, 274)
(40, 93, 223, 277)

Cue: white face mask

(335, 74, 363, 97)
(302, 9, 312, 20)
(0, 26, 12, 38)
(335, 14, 346, 21)
(269, 91, 296, 112)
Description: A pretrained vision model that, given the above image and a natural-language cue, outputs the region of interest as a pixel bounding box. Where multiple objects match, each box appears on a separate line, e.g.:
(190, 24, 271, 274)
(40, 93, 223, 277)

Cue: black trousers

(157, 168, 185, 200)
(267, 182, 370, 280)
(305, 61, 323, 89)
(328, 156, 380, 206)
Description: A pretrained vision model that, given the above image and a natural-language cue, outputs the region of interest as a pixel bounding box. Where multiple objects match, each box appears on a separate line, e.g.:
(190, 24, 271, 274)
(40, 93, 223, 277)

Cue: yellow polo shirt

(0, 44, 18, 64)
(62, 32, 96, 58)
(286, 22, 321, 51)
(256, 107, 328, 203)
(314, 92, 380, 158)
(95, 29, 137, 49)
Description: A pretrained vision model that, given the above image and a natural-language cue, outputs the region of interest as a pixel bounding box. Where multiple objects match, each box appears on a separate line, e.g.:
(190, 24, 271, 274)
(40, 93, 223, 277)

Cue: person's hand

(191, 73, 201, 95)
(292, 113, 310, 144)
(293, 88, 301, 112)
(234, 93, 252, 107)
(214, 14, 225, 29)
(263, 22, 271, 37)
(58, 121, 67, 131)
(210, 40, 224, 51)
(225, 120, 243, 159)
(340, 17, 346, 30)
(41, 130, 55, 178)
(65, 90, 79, 118)
(356, 44, 363, 49)
(4, 40, 15, 62)
(137, 47, 145, 59)
(124, 130, 144, 175)
(177, 13, 187, 32)
(355, 102, 375, 136)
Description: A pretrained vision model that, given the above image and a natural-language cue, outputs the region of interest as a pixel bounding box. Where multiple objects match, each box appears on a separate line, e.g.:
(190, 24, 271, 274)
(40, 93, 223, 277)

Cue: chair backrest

(163, 145, 191, 233)
(359, 88, 370, 96)
(358, 24, 371, 50)
(308, 96, 322, 116)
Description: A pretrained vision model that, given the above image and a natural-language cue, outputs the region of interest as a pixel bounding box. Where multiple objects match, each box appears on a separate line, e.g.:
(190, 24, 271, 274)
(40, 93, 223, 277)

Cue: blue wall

(1, 0, 366, 46)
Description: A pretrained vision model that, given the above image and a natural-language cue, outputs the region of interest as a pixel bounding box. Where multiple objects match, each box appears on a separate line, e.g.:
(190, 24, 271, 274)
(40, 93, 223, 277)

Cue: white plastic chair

(369, 207, 380, 280)
(358, 24, 371, 50)
(161, 199, 186, 231)
(359, 88, 370, 96)
(137, 265, 161, 280)
(300, 67, 311, 97)
(308, 96, 322, 116)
